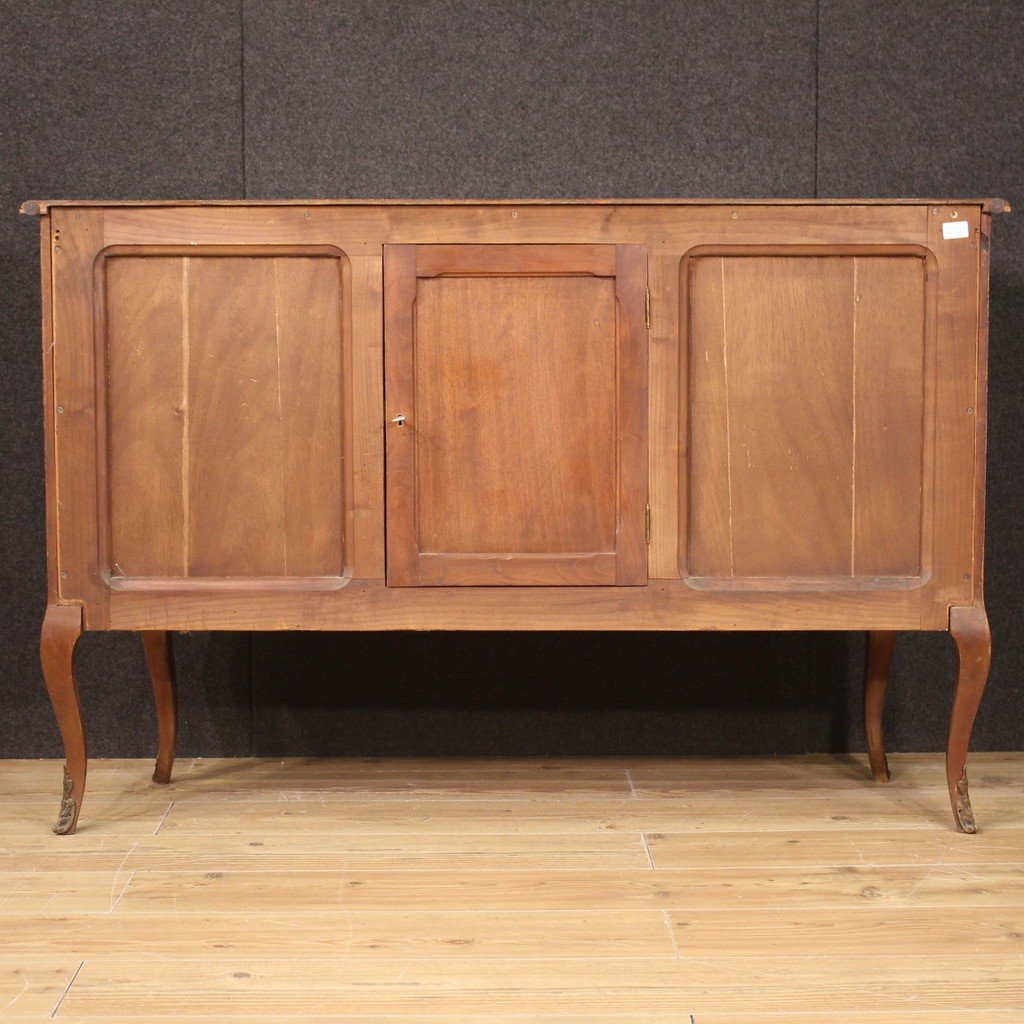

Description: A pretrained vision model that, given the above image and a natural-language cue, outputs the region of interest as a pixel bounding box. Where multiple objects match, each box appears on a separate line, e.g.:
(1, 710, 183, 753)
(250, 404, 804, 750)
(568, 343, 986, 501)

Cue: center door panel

(384, 244, 648, 586)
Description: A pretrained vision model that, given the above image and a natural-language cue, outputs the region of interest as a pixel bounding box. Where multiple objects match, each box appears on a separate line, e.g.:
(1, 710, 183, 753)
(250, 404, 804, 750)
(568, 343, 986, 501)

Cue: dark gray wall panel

(243, 0, 817, 198)
(0, 1, 250, 758)
(817, 0, 1024, 751)
(251, 632, 812, 756)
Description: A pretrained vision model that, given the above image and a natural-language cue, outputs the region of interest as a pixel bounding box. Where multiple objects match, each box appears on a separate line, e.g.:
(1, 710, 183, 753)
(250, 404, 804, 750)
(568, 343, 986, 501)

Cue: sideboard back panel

(102, 251, 348, 583)
(36, 201, 987, 630)
(685, 251, 928, 583)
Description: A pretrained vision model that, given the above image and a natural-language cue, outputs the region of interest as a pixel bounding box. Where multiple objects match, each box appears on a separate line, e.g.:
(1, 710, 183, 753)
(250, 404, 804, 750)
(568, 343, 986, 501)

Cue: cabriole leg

(40, 604, 85, 835)
(863, 631, 896, 782)
(947, 603, 992, 834)
(141, 631, 178, 784)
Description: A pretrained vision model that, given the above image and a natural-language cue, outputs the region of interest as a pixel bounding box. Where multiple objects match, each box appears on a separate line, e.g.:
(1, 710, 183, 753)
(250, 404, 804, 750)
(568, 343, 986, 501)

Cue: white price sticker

(942, 220, 970, 239)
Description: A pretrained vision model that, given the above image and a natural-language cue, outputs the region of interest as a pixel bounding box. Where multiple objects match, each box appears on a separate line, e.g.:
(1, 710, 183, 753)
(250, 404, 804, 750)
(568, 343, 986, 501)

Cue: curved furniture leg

(40, 604, 85, 835)
(947, 603, 992, 834)
(141, 631, 178, 784)
(863, 631, 896, 782)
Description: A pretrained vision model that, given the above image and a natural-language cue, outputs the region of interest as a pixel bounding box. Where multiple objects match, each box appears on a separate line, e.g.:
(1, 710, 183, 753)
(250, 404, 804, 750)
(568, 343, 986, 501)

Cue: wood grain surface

(102, 250, 347, 583)
(384, 243, 646, 586)
(685, 250, 928, 582)
(41, 201, 983, 629)
(1, 754, 1022, 1019)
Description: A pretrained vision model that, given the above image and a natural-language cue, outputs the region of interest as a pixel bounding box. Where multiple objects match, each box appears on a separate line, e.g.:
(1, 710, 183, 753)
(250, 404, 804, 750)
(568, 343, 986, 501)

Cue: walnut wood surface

(863, 630, 897, 783)
(947, 603, 992, 833)
(21, 195, 1013, 213)
(39, 604, 85, 834)
(101, 248, 348, 584)
(141, 632, 177, 785)
(384, 243, 647, 586)
(684, 248, 928, 581)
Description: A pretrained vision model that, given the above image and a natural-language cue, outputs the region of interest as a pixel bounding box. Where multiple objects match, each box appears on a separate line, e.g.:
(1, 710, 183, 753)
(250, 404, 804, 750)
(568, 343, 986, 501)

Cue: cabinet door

(385, 244, 647, 586)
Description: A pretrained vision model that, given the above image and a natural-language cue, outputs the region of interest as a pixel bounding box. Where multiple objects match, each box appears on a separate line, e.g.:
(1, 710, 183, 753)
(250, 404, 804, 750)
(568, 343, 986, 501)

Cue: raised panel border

(678, 243, 939, 592)
(91, 244, 354, 593)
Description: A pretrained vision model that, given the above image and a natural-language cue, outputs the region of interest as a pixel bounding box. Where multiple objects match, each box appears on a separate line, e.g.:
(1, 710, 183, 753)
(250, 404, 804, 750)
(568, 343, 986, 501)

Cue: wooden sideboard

(21, 197, 1007, 835)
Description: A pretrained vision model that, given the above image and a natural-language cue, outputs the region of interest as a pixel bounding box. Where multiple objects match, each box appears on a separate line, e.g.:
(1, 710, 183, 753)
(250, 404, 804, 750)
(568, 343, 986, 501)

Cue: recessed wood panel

(685, 250, 928, 583)
(385, 244, 648, 586)
(415, 275, 617, 555)
(103, 250, 346, 583)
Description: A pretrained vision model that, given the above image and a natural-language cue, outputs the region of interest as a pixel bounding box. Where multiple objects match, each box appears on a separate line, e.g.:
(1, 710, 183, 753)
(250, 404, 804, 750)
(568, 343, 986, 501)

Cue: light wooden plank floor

(0, 753, 1023, 1021)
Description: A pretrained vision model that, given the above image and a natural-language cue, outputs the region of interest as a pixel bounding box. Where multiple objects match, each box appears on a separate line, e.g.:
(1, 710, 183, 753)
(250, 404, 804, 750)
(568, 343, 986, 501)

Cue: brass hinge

(645, 287, 651, 329)
(645, 503, 651, 544)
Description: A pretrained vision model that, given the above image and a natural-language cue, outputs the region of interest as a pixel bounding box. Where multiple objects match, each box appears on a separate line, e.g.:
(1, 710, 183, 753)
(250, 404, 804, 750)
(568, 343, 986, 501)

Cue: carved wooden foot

(863, 631, 896, 782)
(141, 632, 178, 784)
(40, 605, 86, 835)
(947, 603, 992, 834)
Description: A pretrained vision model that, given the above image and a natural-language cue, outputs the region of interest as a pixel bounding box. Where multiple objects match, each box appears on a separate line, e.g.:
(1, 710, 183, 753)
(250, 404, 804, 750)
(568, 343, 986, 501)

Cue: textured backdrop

(1, 0, 1020, 759)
